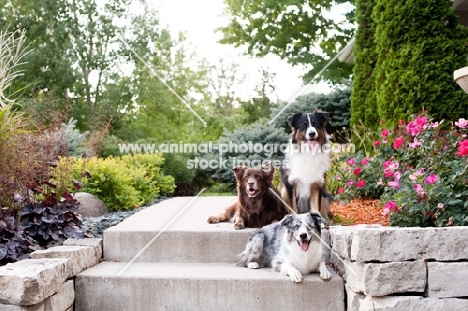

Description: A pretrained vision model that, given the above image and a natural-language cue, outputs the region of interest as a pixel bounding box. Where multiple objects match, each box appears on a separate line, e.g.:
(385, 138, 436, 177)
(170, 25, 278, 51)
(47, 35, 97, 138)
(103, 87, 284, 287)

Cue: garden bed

(331, 198, 389, 226)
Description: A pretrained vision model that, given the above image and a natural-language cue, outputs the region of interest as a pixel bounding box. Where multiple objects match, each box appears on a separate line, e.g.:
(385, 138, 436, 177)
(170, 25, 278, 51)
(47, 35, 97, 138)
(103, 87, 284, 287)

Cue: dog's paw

(247, 262, 259, 269)
(287, 269, 303, 283)
(234, 222, 245, 230)
(320, 263, 332, 281)
(207, 216, 219, 224)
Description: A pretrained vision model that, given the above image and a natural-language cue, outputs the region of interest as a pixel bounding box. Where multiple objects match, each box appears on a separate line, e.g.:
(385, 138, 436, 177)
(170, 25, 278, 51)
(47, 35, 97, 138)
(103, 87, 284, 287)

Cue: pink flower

(374, 140, 381, 147)
(383, 138, 388, 144)
(347, 180, 355, 187)
(417, 168, 425, 176)
(384, 168, 394, 178)
(356, 180, 366, 188)
(337, 187, 345, 194)
(389, 162, 400, 171)
(377, 179, 383, 185)
(388, 181, 400, 189)
(456, 140, 468, 157)
(455, 118, 468, 129)
(335, 175, 341, 180)
(437, 203, 444, 209)
(393, 171, 401, 182)
(414, 183, 425, 195)
(381, 129, 389, 137)
(353, 167, 362, 175)
(393, 137, 405, 149)
(406, 116, 428, 136)
(383, 160, 392, 169)
(409, 174, 417, 181)
(424, 174, 438, 184)
(383, 201, 399, 217)
(346, 158, 356, 166)
(409, 137, 422, 149)
(361, 158, 369, 166)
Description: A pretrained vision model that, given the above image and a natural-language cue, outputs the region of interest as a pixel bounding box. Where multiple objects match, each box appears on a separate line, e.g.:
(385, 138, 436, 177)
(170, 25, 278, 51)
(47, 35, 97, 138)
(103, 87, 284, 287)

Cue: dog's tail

(236, 230, 264, 267)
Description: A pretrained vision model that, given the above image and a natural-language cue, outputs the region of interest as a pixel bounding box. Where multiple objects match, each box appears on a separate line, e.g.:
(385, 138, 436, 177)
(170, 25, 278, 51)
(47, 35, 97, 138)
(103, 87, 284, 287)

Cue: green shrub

(350, 0, 378, 131)
(61, 153, 175, 211)
(372, 0, 468, 126)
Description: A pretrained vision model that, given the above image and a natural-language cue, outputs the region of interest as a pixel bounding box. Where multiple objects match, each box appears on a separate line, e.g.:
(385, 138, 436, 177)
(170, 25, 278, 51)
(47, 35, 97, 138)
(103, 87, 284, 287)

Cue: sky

(155, 0, 330, 102)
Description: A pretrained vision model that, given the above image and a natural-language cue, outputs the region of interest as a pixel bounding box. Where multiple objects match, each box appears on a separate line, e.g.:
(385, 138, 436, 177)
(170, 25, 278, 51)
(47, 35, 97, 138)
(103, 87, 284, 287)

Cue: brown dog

(207, 165, 288, 230)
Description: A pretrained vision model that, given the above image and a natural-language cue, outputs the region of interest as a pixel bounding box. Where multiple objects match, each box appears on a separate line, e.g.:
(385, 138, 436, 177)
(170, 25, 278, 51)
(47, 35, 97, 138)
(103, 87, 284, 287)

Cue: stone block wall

(329, 225, 468, 311)
(0, 238, 102, 311)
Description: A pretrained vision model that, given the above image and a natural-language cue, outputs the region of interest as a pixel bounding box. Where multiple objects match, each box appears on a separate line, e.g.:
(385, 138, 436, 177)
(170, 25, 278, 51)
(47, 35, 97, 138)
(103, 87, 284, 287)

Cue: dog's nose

(308, 131, 317, 138)
(299, 233, 307, 240)
(248, 182, 254, 186)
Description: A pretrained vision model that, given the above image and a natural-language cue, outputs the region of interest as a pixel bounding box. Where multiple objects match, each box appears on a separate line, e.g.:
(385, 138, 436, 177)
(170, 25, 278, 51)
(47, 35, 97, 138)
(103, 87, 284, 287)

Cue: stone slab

(346, 284, 365, 311)
(75, 261, 345, 311)
(359, 296, 468, 311)
(63, 238, 102, 264)
(31, 246, 97, 278)
(344, 260, 426, 296)
(329, 226, 468, 262)
(427, 261, 468, 298)
(43, 280, 74, 311)
(0, 259, 68, 306)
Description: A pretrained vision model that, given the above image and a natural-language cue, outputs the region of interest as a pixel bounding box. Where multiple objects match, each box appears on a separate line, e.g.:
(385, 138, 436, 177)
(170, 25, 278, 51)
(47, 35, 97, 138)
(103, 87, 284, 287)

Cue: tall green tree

(373, 0, 468, 126)
(220, 0, 356, 83)
(350, 0, 377, 129)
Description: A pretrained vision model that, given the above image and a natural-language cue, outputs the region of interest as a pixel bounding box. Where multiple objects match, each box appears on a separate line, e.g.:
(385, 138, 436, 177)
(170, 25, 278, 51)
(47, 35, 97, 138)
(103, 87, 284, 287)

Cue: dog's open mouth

(307, 139, 318, 150)
(247, 188, 260, 197)
(296, 238, 311, 252)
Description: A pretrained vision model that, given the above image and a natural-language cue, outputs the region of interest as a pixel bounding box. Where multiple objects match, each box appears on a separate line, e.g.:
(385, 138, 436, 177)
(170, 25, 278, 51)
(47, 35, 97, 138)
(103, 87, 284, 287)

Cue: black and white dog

(236, 212, 331, 282)
(280, 111, 332, 219)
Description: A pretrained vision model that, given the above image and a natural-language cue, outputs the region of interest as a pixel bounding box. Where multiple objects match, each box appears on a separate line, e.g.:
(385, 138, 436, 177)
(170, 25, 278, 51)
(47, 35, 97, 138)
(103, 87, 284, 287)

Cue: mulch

(331, 198, 389, 226)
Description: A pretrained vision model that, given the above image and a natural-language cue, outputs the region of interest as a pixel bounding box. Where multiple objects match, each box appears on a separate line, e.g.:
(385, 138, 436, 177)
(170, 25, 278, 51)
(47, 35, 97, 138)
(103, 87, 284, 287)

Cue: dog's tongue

(300, 240, 309, 252)
(308, 140, 318, 150)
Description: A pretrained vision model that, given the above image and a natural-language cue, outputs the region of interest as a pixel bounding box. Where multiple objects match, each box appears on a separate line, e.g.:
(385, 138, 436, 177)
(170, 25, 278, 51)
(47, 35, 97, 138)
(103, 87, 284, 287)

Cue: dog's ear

(309, 212, 322, 234)
(279, 214, 294, 227)
(315, 110, 330, 124)
(261, 162, 275, 182)
(287, 112, 302, 128)
(232, 166, 246, 182)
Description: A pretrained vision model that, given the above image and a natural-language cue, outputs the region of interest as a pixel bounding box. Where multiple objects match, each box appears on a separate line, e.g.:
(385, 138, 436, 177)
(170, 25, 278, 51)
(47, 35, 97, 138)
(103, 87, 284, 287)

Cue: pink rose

(409, 137, 422, 149)
(383, 160, 392, 169)
(346, 158, 356, 165)
(455, 118, 468, 129)
(393, 137, 405, 149)
(361, 158, 369, 166)
(424, 174, 438, 184)
(383, 201, 399, 217)
(381, 129, 389, 137)
(384, 168, 394, 178)
(356, 180, 366, 188)
(347, 180, 355, 187)
(414, 183, 425, 195)
(353, 167, 362, 175)
(456, 140, 468, 157)
(437, 203, 444, 209)
(374, 140, 381, 147)
(337, 187, 345, 194)
(388, 181, 400, 189)
(406, 116, 428, 136)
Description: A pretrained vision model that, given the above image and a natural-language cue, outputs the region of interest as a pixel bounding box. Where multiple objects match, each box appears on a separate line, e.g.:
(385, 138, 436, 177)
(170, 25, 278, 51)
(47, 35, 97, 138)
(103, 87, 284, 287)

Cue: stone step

(75, 261, 344, 311)
(103, 196, 256, 263)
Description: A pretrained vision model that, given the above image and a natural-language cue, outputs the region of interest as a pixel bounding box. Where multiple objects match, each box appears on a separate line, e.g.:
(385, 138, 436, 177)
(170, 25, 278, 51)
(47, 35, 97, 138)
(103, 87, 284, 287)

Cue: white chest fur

(286, 150, 331, 185)
(286, 240, 321, 274)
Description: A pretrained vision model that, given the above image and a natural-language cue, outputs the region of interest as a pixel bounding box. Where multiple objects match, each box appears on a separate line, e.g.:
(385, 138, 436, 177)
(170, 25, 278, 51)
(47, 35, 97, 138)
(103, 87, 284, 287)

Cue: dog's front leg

(280, 263, 303, 283)
(319, 261, 331, 281)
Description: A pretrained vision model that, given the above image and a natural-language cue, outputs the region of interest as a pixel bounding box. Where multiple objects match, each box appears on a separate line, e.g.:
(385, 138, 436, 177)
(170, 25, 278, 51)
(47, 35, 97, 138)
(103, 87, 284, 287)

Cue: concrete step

(75, 261, 344, 311)
(103, 196, 255, 263)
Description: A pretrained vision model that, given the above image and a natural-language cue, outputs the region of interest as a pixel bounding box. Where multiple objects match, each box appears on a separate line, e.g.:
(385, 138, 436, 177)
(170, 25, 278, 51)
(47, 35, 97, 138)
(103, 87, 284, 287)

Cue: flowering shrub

(336, 115, 468, 227)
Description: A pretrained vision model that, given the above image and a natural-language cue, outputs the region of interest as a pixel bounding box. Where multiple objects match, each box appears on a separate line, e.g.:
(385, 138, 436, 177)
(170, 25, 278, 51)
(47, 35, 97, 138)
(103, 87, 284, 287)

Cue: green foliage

(335, 115, 468, 227)
(350, 0, 378, 131)
(44, 118, 90, 156)
(220, 0, 356, 83)
(368, 0, 468, 127)
(63, 154, 175, 211)
(270, 87, 352, 141)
